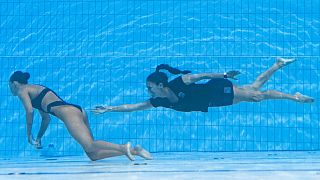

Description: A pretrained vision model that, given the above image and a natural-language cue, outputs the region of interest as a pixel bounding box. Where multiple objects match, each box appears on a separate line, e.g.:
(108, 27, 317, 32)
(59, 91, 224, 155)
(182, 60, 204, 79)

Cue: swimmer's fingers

(34, 139, 43, 149)
(90, 109, 105, 114)
(90, 105, 114, 114)
(94, 105, 106, 110)
(89, 105, 107, 114)
(230, 70, 241, 76)
(234, 71, 241, 80)
(227, 70, 241, 80)
(28, 135, 35, 145)
(234, 70, 241, 76)
(34, 144, 43, 149)
(28, 140, 34, 145)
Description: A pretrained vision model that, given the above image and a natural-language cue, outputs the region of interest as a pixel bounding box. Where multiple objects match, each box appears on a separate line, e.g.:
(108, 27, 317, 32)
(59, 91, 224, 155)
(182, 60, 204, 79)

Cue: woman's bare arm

(181, 71, 241, 85)
(91, 100, 153, 114)
(33, 110, 51, 149)
(17, 90, 34, 144)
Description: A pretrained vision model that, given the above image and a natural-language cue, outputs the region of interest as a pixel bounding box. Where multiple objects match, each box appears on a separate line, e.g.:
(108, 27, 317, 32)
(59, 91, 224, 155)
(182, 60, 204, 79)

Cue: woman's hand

(27, 135, 42, 149)
(34, 138, 43, 149)
(27, 134, 34, 145)
(91, 105, 113, 114)
(226, 70, 241, 80)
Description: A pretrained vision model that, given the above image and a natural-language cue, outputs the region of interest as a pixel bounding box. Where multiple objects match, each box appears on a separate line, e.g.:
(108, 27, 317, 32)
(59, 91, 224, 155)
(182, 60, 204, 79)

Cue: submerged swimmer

(9, 71, 152, 161)
(92, 58, 314, 113)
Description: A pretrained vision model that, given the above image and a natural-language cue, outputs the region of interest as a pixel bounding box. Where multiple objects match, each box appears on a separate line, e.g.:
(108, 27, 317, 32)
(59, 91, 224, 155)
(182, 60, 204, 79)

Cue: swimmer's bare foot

(277, 57, 296, 68)
(295, 92, 315, 103)
(125, 142, 135, 161)
(134, 145, 152, 160)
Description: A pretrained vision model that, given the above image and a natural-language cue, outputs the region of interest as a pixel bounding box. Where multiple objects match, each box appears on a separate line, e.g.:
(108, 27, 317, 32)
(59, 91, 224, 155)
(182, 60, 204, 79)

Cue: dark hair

(146, 64, 191, 86)
(9, 71, 30, 84)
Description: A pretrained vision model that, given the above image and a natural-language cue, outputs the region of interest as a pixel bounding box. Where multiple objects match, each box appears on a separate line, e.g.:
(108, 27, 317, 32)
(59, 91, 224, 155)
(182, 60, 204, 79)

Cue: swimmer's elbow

(126, 104, 145, 112)
(119, 104, 135, 112)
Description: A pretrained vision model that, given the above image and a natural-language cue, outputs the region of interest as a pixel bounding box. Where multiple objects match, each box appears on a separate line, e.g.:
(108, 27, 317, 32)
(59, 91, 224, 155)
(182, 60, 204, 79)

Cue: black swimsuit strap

(38, 88, 51, 99)
(47, 101, 66, 113)
(31, 88, 51, 112)
(47, 101, 83, 116)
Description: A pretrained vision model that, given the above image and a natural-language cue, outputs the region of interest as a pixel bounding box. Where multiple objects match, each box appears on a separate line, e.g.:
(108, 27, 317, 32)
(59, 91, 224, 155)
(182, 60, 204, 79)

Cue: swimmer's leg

(246, 58, 296, 90)
(82, 110, 93, 138)
(59, 108, 134, 161)
(233, 86, 314, 104)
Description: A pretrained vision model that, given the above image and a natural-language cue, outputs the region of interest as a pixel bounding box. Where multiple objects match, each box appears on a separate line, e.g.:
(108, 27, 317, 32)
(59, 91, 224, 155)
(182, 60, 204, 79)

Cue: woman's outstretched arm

(181, 70, 241, 85)
(91, 100, 153, 114)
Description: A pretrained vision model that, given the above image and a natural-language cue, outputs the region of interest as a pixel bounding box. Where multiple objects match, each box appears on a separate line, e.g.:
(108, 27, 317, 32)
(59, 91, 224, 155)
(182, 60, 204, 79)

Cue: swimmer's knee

(85, 151, 99, 161)
(82, 143, 97, 161)
(84, 145, 99, 161)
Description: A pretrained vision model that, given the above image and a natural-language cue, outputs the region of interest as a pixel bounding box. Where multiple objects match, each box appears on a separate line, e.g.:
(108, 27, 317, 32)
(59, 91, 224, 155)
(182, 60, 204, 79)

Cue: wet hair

(9, 71, 30, 84)
(146, 64, 191, 87)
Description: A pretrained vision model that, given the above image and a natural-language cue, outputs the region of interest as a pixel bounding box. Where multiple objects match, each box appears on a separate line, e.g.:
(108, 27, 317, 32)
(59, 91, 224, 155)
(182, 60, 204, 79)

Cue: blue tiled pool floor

(1, 151, 320, 180)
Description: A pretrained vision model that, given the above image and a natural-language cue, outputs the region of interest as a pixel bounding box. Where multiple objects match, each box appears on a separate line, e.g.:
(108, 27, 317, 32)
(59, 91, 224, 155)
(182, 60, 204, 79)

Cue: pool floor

(0, 151, 320, 179)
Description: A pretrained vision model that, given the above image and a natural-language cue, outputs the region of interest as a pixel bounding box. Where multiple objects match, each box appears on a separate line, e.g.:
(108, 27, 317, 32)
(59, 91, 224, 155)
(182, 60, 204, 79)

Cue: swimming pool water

(0, 0, 319, 159)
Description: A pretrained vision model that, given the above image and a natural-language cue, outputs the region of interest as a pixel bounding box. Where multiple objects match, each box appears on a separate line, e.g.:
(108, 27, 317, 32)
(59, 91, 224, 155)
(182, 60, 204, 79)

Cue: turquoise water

(0, 0, 319, 159)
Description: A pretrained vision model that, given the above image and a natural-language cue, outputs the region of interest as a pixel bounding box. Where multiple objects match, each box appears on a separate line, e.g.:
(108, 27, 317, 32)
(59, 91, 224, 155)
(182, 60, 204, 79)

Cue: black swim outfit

(31, 86, 82, 116)
(149, 76, 234, 112)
